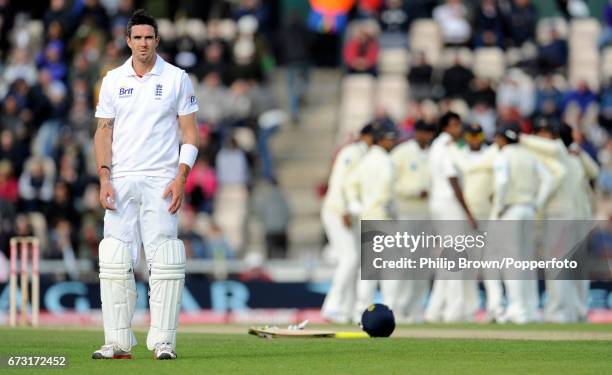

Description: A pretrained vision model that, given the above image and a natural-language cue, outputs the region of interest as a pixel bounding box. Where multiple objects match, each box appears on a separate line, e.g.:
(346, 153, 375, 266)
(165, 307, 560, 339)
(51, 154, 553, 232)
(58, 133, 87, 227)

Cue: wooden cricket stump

(9, 236, 40, 327)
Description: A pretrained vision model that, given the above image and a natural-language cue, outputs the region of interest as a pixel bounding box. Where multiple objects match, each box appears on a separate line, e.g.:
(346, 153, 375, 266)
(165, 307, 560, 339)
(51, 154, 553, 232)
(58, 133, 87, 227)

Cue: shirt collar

(123, 54, 165, 77)
(371, 144, 386, 154)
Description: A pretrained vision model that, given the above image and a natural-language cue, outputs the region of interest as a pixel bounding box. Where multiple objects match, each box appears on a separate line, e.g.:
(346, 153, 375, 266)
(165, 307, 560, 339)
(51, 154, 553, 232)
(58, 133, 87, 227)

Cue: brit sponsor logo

(119, 86, 134, 98)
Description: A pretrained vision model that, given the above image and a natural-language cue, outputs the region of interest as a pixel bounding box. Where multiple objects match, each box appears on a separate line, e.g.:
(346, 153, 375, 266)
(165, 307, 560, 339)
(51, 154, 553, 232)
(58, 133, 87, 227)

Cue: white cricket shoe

(92, 344, 132, 359)
(154, 343, 177, 360)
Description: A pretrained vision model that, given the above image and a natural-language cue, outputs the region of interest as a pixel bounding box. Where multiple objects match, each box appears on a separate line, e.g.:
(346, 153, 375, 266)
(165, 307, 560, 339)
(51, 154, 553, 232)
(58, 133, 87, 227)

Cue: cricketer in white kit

(92, 10, 199, 360)
(345, 121, 399, 322)
(451, 124, 504, 321)
(389, 121, 435, 322)
(492, 126, 554, 324)
(424, 112, 479, 323)
(321, 124, 374, 323)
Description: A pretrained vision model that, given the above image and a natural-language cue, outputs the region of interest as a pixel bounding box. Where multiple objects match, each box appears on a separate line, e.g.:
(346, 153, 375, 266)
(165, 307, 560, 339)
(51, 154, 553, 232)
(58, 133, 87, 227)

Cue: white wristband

(179, 144, 198, 169)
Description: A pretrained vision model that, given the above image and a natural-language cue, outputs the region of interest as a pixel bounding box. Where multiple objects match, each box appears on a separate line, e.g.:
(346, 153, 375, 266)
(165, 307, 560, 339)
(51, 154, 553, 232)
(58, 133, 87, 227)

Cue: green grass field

(1, 325, 611, 374)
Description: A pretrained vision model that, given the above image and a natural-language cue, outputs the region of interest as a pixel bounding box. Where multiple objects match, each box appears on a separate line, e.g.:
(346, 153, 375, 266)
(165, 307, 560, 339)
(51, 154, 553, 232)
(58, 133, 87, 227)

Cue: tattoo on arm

(97, 118, 114, 130)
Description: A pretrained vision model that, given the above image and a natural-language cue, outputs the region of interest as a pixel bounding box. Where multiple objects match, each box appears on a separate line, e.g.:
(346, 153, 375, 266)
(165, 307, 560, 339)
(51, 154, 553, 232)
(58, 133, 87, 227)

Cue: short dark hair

(360, 123, 374, 136)
(439, 111, 461, 130)
(127, 9, 158, 38)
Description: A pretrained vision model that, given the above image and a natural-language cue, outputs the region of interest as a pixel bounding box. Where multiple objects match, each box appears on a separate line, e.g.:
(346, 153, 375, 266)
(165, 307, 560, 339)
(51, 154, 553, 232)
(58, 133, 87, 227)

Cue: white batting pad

(99, 237, 137, 352)
(146, 239, 186, 350)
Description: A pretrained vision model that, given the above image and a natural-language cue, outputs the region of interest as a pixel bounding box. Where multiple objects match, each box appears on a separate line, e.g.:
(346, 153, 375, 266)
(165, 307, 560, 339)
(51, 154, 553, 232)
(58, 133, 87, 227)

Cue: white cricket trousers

(393, 216, 431, 323)
(500, 205, 539, 323)
(321, 210, 359, 322)
(541, 215, 582, 322)
(104, 175, 179, 264)
(425, 200, 479, 322)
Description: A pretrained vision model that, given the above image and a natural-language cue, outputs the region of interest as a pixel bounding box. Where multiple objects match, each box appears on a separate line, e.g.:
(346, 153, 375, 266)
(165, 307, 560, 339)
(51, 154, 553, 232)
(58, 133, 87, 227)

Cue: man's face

(361, 134, 374, 146)
(535, 129, 554, 140)
(447, 118, 463, 140)
(465, 132, 484, 150)
(379, 138, 396, 152)
(414, 130, 434, 148)
(494, 134, 507, 148)
(127, 24, 159, 64)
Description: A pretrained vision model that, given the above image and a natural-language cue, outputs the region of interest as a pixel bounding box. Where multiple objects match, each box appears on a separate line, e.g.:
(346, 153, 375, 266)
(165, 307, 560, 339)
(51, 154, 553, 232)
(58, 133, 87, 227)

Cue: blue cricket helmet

(361, 303, 395, 337)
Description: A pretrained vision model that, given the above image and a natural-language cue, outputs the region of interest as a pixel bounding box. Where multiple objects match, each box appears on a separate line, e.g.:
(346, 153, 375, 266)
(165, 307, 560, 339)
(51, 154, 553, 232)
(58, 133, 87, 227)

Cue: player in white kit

(321, 124, 374, 323)
(493, 125, 554, 323)
(390, 121, 435, 322)
(92, 10, 199, 360)
(424, 112, 479, 323)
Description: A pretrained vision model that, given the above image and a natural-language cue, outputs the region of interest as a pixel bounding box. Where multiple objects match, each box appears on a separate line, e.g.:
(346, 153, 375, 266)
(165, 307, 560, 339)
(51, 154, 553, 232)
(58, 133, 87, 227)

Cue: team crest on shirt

(119, 86, 134, 98)
(155, 84, 163, 99)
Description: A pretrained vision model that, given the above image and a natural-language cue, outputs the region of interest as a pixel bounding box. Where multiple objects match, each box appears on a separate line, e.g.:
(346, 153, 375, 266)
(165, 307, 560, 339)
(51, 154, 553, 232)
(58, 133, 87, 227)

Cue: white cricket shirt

(322, 141, 369, 215)
(428, 132, 459, 202)
(95, 54, 199, 179)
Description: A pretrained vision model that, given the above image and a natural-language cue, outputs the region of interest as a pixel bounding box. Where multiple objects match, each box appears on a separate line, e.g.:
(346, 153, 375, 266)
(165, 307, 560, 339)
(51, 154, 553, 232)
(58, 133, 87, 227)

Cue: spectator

(174, 35, 199, 73)
(496, 69, 534, 118)
(599, 78, 612, 133)
(47, 218, 79, 280)
(535, 75, 564, 119)
(0, 129, 28, 177)
(0, 94, 27, 139)
(179, 209, 208, 259)
(407, 51, 434, 100)
(227, 37, 264, 83)
(378, 0, 410, 48)
(216, 137, 250, 187)
(253, 178, 291, 259)
(206, 222, 235, 261)
(43, 0, 74, 37)
(441, 55, 474, 100)
(537, 28, 568, 74)
(233, 0, 270, 34)
(78, 183, 104, 260)
(343, 22, 379, 75)
(196, 41, 229, 83)
(279, 13, 312, 124)
(0, 160, 18, 203)
(46, 180, 80, 228)
(500, 0, 537, 47)
(600, 1, 612, 49)
(473, 0, 504, 48)
(572, 127, 598, 162)
(468, 102, 497, 141)
(467, 76, 496, 108)
(32, 80, 68, 158)
(0, 0, 15, 59)
(562, 80, 597, 114)
(256, 107, 286, 180)
(78, 0, 110, 33)
(46, 20, 66, 46)
(36, 42, 68, 82)
(185, 156, 218, 214)
(196, 71, 230, 126)
(224, 80, 253, 129)
(3, 48, 38, 87)
(433, 0, 472, 46)
(13, 213, 34, 238)
(18, 157, 55, 212)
